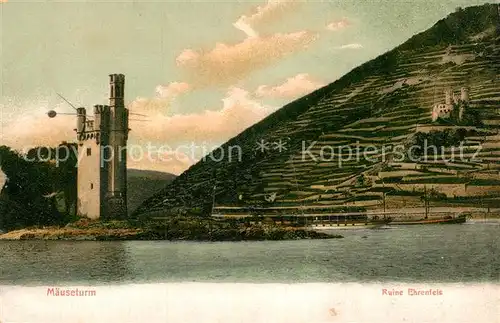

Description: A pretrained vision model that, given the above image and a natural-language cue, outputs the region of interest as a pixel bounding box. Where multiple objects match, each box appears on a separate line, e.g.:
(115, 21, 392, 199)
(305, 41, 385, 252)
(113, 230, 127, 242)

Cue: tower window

(87, 148, 92, 156)
(90, 183, 94, 189)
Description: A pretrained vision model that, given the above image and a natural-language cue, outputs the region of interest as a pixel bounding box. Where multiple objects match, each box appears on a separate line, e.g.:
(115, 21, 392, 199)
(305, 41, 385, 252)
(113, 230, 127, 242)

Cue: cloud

(155, 82, 190, 99)
(255, 73, 325, 99)
(326, 18, 351, 31)
(1, 85, 275, 174)
(338, 43, 363, 50)
(176, 31, 318, 87)
(1, 83, 277, 175)
(0, 102, 75, 149)
(175, 1, 318, 88)
(175, 50, 199, 66)
(233, 0, 300, 38)
(126, 86, 277, 174)
(128, 97, 170, 115)
(129, 87, 276, 146)
(128, 81, 190, 115)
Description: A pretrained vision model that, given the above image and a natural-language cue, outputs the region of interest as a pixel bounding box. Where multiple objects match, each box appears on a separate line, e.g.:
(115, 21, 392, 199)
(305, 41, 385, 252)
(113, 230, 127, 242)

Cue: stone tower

(458, 87, 469, 121)
(460, 87, 469, 102)
(76, 74, 129, 219)
(444, 88, 453, 107)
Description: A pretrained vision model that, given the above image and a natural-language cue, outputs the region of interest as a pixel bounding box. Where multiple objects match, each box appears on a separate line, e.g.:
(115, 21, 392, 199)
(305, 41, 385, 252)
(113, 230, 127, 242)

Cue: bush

(0, 144, 77, 231)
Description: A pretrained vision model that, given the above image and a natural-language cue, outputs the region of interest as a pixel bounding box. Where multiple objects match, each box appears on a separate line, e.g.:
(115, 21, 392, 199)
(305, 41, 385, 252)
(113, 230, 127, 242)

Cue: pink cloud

(126, 86, 278, 174)
(233, 0, 300, 37)
(1, 86, 276, 175)
(1, 81, 192, 151)
(128, 81, 190, 115)
(176, 50, 199, 66)
(326, 18, 351, 31)
(176, 31, 318, 87)
(0, 104, 75, 149)
(255, 73, 325, 99)
(129, 87, 276, 146)
(128, 97, 170, 114)
(155, 82, 190, 98)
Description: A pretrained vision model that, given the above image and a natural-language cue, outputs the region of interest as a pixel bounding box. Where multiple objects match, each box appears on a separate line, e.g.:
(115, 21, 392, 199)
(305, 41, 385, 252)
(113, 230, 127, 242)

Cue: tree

(355, 175, 364, 187)
(419, 187, 447, 219)
(0, 144, 77, 231)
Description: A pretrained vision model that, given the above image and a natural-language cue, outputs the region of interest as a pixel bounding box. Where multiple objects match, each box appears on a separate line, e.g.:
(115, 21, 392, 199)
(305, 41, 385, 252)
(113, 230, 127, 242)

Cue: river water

(1, 220, 499, 285)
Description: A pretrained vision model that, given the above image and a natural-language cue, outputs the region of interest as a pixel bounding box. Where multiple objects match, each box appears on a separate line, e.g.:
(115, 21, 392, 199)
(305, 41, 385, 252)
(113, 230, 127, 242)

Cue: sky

(0, 0, 495, 176)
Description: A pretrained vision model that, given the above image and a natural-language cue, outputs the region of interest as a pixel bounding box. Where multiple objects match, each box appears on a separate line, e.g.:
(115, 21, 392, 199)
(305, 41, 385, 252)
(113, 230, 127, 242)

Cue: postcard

(0, 1, 499, 322)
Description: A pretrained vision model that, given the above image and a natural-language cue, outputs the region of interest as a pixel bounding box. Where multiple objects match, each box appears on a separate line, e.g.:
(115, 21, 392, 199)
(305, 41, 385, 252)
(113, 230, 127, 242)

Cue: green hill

(134, 4, 500, 217)
(127, 169, 176, 215)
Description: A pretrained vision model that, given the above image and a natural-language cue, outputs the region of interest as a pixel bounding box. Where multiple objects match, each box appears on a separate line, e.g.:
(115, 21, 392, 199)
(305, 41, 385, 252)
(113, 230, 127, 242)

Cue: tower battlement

(109, 74, 125, 100)
(76, 75, 129, 220)
(94, 104, 110, 115)
(109, 73, 125, 83)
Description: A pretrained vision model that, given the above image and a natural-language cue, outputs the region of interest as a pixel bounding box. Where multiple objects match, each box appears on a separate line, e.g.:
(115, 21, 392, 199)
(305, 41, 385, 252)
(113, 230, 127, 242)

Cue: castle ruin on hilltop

(431, 87, 469, 122)
(76, 74, 129, 219)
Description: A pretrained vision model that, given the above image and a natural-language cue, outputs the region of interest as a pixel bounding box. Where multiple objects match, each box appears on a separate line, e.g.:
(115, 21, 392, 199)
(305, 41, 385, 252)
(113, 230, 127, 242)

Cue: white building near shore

(0, 170, 6, 191)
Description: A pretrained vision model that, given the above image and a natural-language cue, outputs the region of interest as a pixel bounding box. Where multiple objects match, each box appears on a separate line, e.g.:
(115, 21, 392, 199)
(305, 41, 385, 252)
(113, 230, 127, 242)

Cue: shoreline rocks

(0, 222, 342, 241)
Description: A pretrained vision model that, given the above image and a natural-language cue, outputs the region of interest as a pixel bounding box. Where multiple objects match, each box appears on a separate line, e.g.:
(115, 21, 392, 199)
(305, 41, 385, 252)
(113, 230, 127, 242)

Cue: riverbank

(0, 218, 341, 241)
(0, 227, 143, 241)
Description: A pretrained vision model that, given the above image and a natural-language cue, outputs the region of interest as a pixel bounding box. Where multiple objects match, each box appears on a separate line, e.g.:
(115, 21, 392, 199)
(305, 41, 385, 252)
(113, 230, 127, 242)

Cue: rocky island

(0, 217, 341, 241)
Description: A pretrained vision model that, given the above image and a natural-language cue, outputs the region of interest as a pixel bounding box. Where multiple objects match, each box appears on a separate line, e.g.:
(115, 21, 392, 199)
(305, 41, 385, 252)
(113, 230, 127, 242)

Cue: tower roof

(109, 74, 125, 83)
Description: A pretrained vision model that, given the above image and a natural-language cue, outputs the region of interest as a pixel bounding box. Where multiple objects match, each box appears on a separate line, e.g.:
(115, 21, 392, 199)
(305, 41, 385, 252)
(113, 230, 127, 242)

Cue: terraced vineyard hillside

(135, 4, 500, 217)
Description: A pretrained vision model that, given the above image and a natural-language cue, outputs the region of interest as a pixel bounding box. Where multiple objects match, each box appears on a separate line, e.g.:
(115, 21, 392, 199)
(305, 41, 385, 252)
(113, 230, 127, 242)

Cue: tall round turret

(76, 107, 86, 135)
(109, 74, 125, 108)
(93, 105, 110, 145)
(93, 105, 103, 130)
(444, 89, 453, 106)
(107, 74, 129, 218)
(76, 75, 129, 220)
